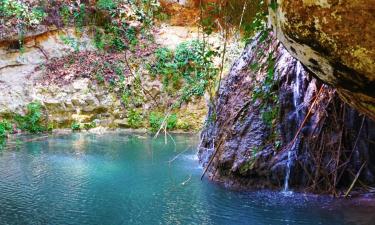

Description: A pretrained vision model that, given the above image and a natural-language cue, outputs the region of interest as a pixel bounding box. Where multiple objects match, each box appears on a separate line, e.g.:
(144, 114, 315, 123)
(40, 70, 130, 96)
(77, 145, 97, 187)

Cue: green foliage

(94, 28, 106, 50)
(251, 51, 279, 127)
(96, 0, 118, 11)
(83, 121, 96, 130)
(92, 0, 159, 51)
(95, 71, 105, 83)
(60, 5, 70, 26)
(149, 40, 218, 105)
(121, 74, 144, 107)
(154, 12, 170, 22)
(239, 158, 256, 175)
(242, 11, 268, 43)
(121, 90, 131, 107)
(73, 4, 86, 32)
(15, 102, 46, 133)
(176, 121, 191, 131)
(269, 0, 278, 11)
(125, 26, 138, 47)
(71, 122, 81, 131)
(0, 0, 47, 50)
(149, 112, 163, 132)
(148, 112, 178, 132)
(166, 114, 177, 130)
(47, 122, 54, 132)
(127, 109, 143, 128)
(0, 0, 46, 26)
(0, 120, 13, 138)
(262, 106, 279, 127)
(60, 35, 80, 52)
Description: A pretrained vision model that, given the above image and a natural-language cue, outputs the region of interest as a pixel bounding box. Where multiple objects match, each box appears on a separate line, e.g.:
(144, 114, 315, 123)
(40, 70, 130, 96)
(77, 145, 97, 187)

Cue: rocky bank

(199, 33, 375, 195)
(0, 25, 208, 131)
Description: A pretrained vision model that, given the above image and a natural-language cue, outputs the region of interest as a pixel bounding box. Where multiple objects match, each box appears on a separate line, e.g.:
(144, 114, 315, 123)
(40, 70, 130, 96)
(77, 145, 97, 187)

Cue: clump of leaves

(92, 0, 159, 51)
(148, 112, 178, 132)
(176, 120, 191, 131)
(252, 51, 279, 127)
(0, 120, 13, 138)
(96, 0, 118, 11)
(71, 122, 81, 131)
(0, 0, 47, 26)
(83, 122, 96, 130)
(60, 35, 81, 52)
(15, 102, 46, 133)
(149, 40, 218, 105)
(127, 109, 143, 128)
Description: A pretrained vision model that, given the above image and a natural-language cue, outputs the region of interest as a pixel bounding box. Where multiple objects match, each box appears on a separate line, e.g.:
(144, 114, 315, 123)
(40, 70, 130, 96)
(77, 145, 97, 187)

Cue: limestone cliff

(0, 26, 207, 131)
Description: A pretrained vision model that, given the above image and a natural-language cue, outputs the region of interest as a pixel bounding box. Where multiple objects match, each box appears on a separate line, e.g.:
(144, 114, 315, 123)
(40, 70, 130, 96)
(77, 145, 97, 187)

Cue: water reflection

(0, 133, 373, 225)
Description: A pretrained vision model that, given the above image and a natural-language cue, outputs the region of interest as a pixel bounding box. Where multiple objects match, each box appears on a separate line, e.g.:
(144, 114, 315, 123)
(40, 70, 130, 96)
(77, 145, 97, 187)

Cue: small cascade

(283, 62, 304, 193)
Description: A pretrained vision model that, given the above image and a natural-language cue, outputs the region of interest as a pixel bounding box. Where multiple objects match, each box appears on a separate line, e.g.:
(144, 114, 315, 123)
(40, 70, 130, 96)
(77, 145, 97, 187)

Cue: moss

(239, 158, 256, 176)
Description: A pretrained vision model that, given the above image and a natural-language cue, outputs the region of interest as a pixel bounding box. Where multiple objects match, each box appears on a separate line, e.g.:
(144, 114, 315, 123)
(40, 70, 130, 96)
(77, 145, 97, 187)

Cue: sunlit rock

(269, 0, 375, 120)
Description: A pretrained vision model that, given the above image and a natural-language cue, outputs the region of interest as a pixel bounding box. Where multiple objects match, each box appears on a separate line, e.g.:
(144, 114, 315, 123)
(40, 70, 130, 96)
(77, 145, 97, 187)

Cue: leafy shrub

(71, 122, 81, 131)
(0, 120, 13, 138)
(127, 109, 143, 128)
(60, 35, 81, 52)
(83, 121, 96, 130)
(73, 3, 86, 31)
(176, 120, 191, 131)
(15, 102, 46, 133)
(149, 40, 218, 104)
(167, 114, 177, 130)
(96, 0, 118, 11)
(0, 0, 46, 26)
(59, 5, 70, 26)
(149, 112, 178, 132)
(149, 112, 163, 132)
(125, 26, 138, 47)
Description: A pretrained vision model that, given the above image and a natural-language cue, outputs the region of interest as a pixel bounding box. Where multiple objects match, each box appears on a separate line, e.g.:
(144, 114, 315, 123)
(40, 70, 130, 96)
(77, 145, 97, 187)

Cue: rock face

(0, 28, 96, 115)
(269, 0, 375, 120)
(199, 33, 375, 193)
(0, 27, 208, 130)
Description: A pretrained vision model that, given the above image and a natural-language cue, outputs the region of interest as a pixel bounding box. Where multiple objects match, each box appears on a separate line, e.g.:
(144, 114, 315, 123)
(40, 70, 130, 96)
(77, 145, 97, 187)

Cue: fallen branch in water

(166, 132, 177, 152)
(153, 110, 172, 139)
(168, 146, 191, 164)
(181, 175, 192, 186)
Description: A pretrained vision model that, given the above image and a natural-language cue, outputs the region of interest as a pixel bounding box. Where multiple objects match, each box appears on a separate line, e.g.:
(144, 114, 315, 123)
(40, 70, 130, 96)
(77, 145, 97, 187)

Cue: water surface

(0, 133, 374, 225)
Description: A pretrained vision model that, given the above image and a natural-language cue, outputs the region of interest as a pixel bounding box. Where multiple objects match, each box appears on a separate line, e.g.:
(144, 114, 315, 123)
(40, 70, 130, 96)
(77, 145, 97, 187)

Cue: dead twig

(123, 50, 159, 106)
(181, 175, 192, 186)
(282, 85, 325, 153)
(201, 137, 217, 180)
(168, 147, 191, 164)
(344, 161, 367, 197)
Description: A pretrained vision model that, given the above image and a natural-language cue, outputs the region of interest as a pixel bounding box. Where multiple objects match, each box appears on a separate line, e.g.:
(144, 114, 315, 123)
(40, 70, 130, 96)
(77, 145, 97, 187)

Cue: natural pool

(0, 133, 374, 225)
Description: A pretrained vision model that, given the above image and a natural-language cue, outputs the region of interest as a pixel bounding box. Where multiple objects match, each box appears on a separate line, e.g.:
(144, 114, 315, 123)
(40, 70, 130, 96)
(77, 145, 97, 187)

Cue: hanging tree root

(294, 85, 370, 195)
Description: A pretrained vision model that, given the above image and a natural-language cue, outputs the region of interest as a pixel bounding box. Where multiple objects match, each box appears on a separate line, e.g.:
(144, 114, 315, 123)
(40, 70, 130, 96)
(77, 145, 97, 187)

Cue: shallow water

(0, 133, 374, 225)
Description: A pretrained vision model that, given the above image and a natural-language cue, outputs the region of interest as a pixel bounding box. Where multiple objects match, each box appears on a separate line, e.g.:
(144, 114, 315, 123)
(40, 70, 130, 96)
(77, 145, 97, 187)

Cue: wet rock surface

(269, 0, 375, 120)
(199, 33, 375, 194)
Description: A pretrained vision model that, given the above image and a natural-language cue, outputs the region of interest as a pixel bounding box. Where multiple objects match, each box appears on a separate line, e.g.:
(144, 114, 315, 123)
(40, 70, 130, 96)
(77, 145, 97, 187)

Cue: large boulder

(198, 33, 375, 193)
(269, 0, 375, 120)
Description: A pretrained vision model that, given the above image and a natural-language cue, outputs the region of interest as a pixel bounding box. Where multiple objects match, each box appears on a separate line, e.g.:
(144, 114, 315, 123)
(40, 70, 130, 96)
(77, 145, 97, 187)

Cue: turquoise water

(0, 133, 374, 225)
